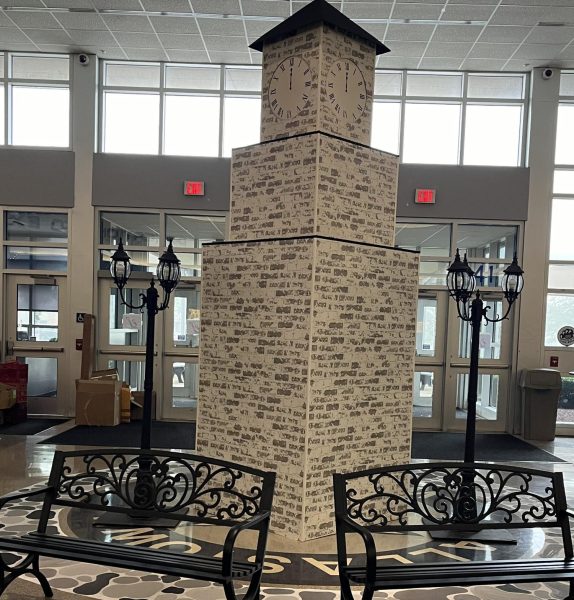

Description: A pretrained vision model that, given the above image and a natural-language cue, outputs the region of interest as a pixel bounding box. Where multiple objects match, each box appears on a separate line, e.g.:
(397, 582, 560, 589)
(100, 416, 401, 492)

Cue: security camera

(78, 54, 90, 66)
(542, 68, 554, 80)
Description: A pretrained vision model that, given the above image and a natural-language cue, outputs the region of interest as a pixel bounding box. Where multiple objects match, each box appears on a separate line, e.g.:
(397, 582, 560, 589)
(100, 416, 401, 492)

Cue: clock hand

(290, 66, 293, 90)
(345, 71, 348, 92)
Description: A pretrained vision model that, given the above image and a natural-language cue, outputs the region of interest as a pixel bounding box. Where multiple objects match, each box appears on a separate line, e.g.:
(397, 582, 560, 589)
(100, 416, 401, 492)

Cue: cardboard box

(0, 383, 17, 410)
(131, 391, 157, 421)
(120, 384, 131, 423)
(76, 379, 121, 426)
(90, 368, 119, 381)
(80, 314, 95, 380)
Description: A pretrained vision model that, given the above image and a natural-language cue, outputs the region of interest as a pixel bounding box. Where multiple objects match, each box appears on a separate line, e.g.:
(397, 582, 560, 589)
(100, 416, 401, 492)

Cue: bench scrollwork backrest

(335, 462, 565, 532)
(44, 449, 274, 525)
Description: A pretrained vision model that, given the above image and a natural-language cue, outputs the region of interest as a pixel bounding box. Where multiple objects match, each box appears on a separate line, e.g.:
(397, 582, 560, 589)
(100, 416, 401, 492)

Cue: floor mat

(0, 418, 68, 436)
(412, 432, 564, 462)
(41, 420, 196, 450)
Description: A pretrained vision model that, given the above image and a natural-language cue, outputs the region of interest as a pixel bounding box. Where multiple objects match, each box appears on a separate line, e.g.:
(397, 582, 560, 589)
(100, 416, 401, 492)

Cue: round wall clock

(268, 56, 312, 119)
(326, 58, 367, 122)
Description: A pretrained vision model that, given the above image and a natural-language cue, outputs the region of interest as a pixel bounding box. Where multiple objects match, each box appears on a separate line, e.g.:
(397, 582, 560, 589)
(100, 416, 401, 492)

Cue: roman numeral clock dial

(268, 56, 312, 119)
(327, 59, 367, 122)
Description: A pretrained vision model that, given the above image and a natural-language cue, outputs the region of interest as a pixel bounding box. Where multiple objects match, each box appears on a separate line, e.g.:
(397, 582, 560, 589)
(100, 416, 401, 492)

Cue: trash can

(519, 369, 562, 441)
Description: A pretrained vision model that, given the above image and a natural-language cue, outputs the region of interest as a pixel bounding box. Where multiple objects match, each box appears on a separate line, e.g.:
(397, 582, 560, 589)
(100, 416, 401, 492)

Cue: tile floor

(1, 421, 574, 599)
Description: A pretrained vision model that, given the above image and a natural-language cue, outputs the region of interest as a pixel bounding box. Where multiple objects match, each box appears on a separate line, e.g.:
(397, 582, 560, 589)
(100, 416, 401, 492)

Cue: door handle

(12, 346, 64, 353)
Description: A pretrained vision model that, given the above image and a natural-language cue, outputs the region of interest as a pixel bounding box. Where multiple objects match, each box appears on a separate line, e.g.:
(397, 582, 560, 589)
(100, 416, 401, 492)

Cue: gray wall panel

(0, 149, 74, 207)
(396, 164, 530, 221)
(92, 154, 230, 211)
(93, 155, 529, 223)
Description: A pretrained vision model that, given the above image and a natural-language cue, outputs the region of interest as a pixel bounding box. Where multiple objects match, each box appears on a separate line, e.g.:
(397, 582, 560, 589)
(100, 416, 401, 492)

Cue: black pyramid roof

(249, 0, 390, 55)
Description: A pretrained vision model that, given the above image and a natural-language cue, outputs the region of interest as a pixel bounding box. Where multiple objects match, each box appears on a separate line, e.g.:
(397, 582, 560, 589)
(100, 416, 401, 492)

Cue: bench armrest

(336, 515, 377, 580)
(222, 511, 271, 577)
(0, 486, 53, 510)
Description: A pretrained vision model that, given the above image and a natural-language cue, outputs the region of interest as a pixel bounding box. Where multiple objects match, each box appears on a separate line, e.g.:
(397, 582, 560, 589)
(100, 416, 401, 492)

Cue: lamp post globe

(157, 238, 181, 295)
(109, 239, 131, 290)
(446, 249, 475, 304)
(501, 253, 525, 305)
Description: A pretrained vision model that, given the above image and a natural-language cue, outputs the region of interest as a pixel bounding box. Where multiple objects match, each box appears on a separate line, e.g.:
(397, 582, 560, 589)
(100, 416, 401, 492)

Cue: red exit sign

(184, 181, 204, 196)
(415, 188, 436, 204)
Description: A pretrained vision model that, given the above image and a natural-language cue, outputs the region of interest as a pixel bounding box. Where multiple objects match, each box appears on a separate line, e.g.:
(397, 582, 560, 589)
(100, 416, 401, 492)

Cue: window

(98, 211, 226, 279)
(464, 105, 522, 166)
(223, 97, 261, 156)
(550, 199, 574, 261)
(3, 211, 68, 271)
(372, 70, 528, 166)
(97, 62, 528, 164)
(403, 103, 461, 164)
(546, 72, 574, 348)
(12, 87, 69, 148)
(546, 294, 574, 347)
(555, 104, 574, 165)
(371, 101, 400, 154)
(103, 92, 160, 154)
(0, 53, 70, 148)
(164, 95, 220, 157)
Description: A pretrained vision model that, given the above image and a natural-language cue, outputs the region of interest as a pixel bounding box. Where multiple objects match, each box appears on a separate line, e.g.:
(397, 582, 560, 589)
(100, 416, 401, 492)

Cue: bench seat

(344, 558, 574, 589)
(333, 463, 574, 600)
(0, 449, 276, 600)
(0, 533, 258, 581)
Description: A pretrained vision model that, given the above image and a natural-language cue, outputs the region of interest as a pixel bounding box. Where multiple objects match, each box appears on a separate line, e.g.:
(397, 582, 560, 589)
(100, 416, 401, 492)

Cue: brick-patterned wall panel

(316, 136, 398, 246)
(196, 239, 315, 539)
(317, 25, 375, 146)
(229, 137, 318, 242)
(197, 237, 419, 540)
(303, 239, 419, 538)
(230, 133, 398, 246)
(261, 26, 321, 142)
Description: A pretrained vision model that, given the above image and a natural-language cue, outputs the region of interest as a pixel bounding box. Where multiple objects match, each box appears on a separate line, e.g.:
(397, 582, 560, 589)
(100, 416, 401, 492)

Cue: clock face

(268, 56, 312, 120)
(326, 59, 367, 122)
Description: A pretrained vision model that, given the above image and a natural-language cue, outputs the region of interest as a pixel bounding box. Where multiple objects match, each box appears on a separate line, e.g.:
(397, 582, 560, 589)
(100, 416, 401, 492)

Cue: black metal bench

(334, 462, 574, 600)
(0, 448, 276, 600)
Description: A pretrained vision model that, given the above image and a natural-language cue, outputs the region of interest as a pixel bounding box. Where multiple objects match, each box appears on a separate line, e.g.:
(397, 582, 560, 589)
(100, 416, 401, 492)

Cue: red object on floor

(0, 362, 28, 425)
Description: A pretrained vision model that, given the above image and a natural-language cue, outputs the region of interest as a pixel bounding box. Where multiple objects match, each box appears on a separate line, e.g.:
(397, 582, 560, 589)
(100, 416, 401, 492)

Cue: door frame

(403, 217, 524, 434)
(5, 273, 68, 415)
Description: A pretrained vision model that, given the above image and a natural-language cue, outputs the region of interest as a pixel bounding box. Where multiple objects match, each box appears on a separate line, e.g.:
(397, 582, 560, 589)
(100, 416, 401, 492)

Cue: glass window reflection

(100, 212, 160, 247)
(456, 225, 517, 260)
(396, 223, 451, 256)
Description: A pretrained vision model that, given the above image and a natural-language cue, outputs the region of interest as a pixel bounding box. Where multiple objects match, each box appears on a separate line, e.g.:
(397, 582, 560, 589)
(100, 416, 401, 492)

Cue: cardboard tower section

(197, 134, 419, 541)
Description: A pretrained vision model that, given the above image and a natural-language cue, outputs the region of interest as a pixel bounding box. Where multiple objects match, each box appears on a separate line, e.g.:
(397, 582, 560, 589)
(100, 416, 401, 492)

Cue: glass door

(162, 283, 201, 421)
(5, 274, 67, 415)
(445, 292, 513, 432)
(98, 278, 199, 422)
(412, 291, 448, 430)
(98, 278, 152, 405)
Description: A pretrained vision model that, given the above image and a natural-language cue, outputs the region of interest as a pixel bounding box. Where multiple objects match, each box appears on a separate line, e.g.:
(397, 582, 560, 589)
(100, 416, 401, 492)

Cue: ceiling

(2, 1, 574, 72)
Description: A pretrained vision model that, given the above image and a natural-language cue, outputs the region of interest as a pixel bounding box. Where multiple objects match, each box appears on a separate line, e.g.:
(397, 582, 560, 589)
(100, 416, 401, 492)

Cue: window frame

(0, 52, 71, 150)
(546, 73, 574, 350)
(1, 208, 70, 275)
(373, 69, 529, 167)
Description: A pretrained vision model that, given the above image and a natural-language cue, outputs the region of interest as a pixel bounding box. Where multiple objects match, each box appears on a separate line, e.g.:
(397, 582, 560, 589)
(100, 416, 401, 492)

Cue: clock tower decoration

(197, 0, 420, 541)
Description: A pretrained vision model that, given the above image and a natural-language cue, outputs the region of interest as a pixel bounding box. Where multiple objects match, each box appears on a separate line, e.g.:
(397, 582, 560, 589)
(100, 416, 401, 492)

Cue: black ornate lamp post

(446, 250, 524, 466)
(110, 238, 181, 451)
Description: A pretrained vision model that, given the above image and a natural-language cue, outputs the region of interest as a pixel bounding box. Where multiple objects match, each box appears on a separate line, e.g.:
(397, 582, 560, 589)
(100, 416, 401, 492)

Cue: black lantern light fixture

(442, 249, 524, 535)
(109, 239, 131, 290)
(446, 249, 524, 467)
(109, 238, 181, 452)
